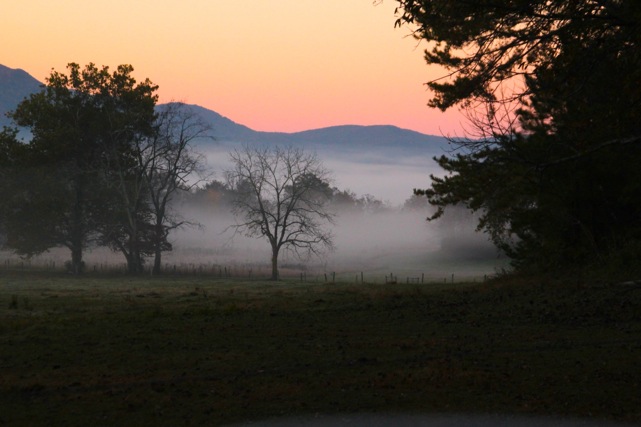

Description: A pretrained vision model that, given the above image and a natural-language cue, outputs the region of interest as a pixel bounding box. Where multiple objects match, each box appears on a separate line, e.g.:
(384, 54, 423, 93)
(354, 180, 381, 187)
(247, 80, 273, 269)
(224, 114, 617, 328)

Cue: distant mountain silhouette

(0, 65, 450, 160)
(168, 103, 257, 141)
(0, 64, 42, 128)
(171, 103, 450, 162)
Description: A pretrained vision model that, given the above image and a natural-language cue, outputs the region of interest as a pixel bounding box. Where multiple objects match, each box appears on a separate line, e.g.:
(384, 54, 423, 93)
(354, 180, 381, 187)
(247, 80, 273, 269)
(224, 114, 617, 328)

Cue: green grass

(1, 271, 640, 426)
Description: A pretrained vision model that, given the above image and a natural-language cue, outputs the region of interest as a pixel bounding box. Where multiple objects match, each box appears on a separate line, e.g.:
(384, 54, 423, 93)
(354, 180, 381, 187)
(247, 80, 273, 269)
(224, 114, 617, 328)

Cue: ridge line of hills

(0, 63, 449, 158)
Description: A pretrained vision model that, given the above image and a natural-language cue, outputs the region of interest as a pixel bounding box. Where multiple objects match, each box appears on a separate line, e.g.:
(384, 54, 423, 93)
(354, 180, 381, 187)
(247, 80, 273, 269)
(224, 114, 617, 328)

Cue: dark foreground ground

(0, 272, 640, 426)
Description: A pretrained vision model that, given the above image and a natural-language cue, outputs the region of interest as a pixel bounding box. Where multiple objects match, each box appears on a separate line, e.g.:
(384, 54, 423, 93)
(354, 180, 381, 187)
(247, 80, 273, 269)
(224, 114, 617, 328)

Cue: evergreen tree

(397, 0, 641, 271)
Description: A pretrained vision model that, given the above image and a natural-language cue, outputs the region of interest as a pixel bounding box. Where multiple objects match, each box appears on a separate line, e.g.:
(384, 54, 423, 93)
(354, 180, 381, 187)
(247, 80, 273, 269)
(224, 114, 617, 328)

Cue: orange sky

(2, 1, 464, 136)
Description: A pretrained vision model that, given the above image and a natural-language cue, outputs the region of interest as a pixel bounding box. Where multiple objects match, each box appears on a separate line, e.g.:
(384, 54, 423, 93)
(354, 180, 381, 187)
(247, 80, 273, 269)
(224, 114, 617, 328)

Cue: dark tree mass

(397, 0, 641, 272)
(0, 63, 206, 274)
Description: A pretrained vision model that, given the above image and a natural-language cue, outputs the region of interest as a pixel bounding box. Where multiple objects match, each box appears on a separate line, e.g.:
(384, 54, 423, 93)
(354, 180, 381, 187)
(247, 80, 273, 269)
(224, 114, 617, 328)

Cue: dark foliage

(1, 63, 203, 274)
(398, 0, 641, 272)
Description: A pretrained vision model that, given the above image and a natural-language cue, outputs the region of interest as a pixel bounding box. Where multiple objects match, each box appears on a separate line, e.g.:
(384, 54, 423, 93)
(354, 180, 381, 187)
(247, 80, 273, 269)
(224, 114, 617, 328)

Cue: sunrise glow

(2, 0, 464, 136)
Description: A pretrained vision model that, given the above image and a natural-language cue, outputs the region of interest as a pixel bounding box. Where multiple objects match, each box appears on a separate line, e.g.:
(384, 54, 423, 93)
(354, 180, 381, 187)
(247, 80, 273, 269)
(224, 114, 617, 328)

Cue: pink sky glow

(2, 1, 465, 136)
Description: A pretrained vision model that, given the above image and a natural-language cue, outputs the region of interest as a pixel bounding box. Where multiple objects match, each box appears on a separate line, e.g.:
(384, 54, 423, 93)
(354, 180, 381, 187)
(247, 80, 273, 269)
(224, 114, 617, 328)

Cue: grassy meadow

(1, 270, 640, 426)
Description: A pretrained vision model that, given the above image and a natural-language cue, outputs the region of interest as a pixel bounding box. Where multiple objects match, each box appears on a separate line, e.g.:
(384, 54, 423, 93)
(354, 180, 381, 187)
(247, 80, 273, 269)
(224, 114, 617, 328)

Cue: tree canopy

(6, 63, 159, 272)
(396, 0, 641, 272)
(1, 63, 205, 274)
(395, 0, 641, 110)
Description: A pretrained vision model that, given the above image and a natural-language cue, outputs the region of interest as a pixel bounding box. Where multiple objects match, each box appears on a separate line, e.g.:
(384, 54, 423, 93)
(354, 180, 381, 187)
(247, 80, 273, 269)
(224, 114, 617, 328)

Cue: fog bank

(0, 143, 504, 280)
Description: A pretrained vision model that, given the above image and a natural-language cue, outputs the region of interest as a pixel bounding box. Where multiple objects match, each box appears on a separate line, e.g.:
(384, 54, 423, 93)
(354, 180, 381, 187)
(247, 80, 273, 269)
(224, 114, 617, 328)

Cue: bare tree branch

(226, 145, 335, 280)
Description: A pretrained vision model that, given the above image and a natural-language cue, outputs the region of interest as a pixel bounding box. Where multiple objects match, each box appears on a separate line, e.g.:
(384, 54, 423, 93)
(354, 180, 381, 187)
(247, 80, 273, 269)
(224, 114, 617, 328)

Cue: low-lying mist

(198, 142, 443, 206)
(0, 200, 501, 281)
(160, 195, 502, 282)
(1, 143, 505, 281)
(178, 143, 504, 281)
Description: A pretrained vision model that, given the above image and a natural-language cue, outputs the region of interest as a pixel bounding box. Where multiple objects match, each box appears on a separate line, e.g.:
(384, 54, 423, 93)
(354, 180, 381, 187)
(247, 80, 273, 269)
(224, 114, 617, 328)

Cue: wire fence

(0, 254, 496, 284)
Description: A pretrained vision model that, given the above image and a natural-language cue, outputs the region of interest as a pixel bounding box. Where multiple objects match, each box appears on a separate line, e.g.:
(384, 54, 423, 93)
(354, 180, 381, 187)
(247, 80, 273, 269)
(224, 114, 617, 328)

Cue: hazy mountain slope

(0, 64, 451, 203)
(291, 124, 445, 148)
(172, 103, 450, 162)
(0, 66, 450, 161)
(289, 124, 448, 158)
(0, 64, 42, 128)
(163, 103, 256, 141)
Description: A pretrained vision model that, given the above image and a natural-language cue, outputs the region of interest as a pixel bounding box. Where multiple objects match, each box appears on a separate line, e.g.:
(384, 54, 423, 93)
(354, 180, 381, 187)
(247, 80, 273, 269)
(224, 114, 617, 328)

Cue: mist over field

(197, 140, 440, 206)
(0, 76, 502, 279)
(151, 143, 502, 281)
(0, 139, 501, 280)
(163, 199, 499, 282)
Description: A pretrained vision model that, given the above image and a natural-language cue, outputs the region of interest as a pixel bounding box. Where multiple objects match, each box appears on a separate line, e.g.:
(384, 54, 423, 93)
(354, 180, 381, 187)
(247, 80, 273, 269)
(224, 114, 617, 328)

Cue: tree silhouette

(226, 146, 335, 280)
(397, 0, 641, 271)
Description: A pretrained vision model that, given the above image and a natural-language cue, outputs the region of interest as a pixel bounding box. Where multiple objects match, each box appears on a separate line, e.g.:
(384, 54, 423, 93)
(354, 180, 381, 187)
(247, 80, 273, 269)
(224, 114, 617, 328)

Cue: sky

(2, 0, 464, 136)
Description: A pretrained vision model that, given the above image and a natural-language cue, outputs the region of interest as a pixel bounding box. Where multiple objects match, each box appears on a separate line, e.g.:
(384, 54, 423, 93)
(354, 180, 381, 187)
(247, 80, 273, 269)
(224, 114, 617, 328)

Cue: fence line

(0, 256, 493, 284)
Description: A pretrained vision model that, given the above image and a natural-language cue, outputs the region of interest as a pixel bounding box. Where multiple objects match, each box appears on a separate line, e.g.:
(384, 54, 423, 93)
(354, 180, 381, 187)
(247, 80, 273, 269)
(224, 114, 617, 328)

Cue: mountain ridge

(0, 64, 43, 128)
(0, 65, 449, 157)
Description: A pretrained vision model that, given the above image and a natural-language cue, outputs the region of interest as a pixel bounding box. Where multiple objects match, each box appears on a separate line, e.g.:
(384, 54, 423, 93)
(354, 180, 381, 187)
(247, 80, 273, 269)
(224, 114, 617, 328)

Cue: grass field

(1, 271, 640, 426)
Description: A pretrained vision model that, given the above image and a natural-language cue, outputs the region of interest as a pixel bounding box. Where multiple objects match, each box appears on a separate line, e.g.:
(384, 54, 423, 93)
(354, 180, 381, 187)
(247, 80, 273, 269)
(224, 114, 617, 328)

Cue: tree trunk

(153, 248, 162, 275)
(126, 238, 144, 275)
(126, 253, 143, 274)
(70, 244, 84, 274)
(69, 176, 85, 274)
(152, 222, 164, 275)
(271, 248, 279, 281)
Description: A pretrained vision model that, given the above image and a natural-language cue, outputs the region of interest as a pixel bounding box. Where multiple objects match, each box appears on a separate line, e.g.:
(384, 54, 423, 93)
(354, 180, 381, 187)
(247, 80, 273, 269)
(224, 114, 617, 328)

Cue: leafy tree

(0, 128, 30, 248)
(396, 0, 641, 271)
(329, 188, 362, 212)
(226, 146, 335, 280)
(402, 193, 430, 212)
(185, 179, 237, 212)
(9, 64, 116, 272)
(95, 65, 158, 274)
(8, 63, 158, 273)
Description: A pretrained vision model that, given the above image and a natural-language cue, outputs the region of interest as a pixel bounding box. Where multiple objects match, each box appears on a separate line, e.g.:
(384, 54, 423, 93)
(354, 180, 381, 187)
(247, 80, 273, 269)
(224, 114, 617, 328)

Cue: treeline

(0, 63, 437, 276)
(0, 63, 209, 274)
(183, 178, 407, 216)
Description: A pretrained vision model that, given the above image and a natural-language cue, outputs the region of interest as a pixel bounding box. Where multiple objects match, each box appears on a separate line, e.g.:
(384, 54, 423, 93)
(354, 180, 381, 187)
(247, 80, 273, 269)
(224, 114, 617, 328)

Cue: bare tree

(102, 102, 210, 274)
(143, 103, 211, 274)
(100, 122, 155, 275)
(226, 146, 335, 280)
